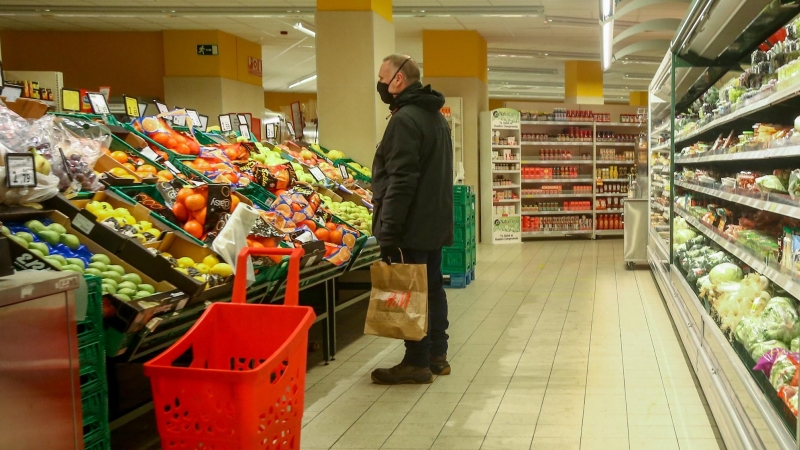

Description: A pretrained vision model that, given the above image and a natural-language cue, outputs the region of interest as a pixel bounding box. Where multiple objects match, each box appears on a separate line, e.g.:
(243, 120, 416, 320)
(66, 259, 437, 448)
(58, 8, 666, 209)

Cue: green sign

(491, 108, 520, 129)
(492, 216, 521, 243)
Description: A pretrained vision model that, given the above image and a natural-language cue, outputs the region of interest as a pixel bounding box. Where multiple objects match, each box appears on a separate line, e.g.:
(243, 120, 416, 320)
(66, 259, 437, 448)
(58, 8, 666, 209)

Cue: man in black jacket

(370, 54, 454, 385)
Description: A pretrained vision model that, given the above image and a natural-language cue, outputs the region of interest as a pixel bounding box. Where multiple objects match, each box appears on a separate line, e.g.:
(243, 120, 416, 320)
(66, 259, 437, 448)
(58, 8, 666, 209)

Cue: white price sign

(186, 109, 202, 129)
(154, 101, 169, 114)
(239, 124, 250, 137)
(309, 166, 325, 182)
(172, 110, 187, 127)
(339, 165, 349, 180)
(5, 153, 37, 188)
(219, 115, 233, 132)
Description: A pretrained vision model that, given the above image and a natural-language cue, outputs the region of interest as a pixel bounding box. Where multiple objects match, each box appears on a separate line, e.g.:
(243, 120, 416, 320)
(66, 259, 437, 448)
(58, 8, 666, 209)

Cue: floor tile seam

(574, 240, 602, 450)
(610, 244, 633, 450)
(528, 242, 591, 440)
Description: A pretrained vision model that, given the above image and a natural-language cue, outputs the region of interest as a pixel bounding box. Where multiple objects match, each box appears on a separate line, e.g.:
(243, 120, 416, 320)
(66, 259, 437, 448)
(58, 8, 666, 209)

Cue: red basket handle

(232, 247, 305, 305)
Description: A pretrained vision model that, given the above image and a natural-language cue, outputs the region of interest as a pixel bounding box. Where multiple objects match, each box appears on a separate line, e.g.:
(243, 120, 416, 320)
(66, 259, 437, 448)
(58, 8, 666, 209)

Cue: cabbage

(770, 353, 798, 390)
(762, 297, 800, 342)
(708, 263, 744, 285)
(674, 217, 689, 231)
(792, 337, 800, 353)
(675, 229, 698, 245)
(736, 316, 768, 350)
(751, 340, 788, 360)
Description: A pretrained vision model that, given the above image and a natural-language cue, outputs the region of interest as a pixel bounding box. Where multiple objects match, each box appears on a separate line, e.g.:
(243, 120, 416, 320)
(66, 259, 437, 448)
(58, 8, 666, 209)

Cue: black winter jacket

(372, 82, 454, 250)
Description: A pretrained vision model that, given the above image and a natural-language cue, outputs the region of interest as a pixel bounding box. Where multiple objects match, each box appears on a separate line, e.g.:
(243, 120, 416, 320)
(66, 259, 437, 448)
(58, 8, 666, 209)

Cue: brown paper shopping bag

(365, 259, 428, 341)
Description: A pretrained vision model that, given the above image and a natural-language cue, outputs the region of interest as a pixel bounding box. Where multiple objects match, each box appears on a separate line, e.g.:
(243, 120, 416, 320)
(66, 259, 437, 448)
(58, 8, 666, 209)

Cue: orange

(325, 222, 337, 232)
(221, 172, 239, 184)
(230, 195, 240, 212)
(185, 194, 206, 211)
(183, 220, 203, 239)
(301, 220, 317, 232)
(141, 117, 161, 133)
(109, 167, 129, 177)
(192, 207, 207, 225)
(175, 188, 194, 206)
(342, 233, 356, 249)
(166, 137, 178, 149)
(329, 230, 343, 245)
(152, 133, 170, 146)
(123, 163, 136, 171)
(193, 158, 212, 171)
(138, 164, 157, 175)
(110, 151, 128, 164)
(172, 203, 188, 222)
(156, 170, 174, 180)
(187, 140, 200, 155)
(314, 228, 330, 242)
(175, 143, 190, 155)
(246, 238, 264, 248)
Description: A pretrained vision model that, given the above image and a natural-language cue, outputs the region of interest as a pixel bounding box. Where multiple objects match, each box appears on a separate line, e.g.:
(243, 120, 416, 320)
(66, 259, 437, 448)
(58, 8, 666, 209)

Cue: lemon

(195, 263, 210, 274)
(202, 254, 220, 267)
(138, 221, 153, 231)
(210, 263, 234, 277)
(177, 257, 196, 268)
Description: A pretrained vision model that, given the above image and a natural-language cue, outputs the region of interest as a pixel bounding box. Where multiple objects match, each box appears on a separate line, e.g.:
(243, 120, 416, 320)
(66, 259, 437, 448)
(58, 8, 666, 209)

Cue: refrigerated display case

(647, 1, 800, 449)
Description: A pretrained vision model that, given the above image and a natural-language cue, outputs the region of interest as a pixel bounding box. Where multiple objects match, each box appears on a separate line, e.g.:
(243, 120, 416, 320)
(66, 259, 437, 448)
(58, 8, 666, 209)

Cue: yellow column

(629, 91, 648, 107)
(316, 0, 394, 164)
(564, 61, 604, 105)
(422, 30, 488, 235)
(162, 30, 264, 126)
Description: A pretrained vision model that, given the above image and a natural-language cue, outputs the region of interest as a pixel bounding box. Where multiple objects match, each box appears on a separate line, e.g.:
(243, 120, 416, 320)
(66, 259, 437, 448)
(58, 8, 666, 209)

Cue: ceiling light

(623, 73, 653, 80)
(488, 48, 598, 60)
(288, 73, 317, 89)
(600, 0, 614, 20)
(394, 6, 543, 17)
(602, 20, 614, 70)
(293, 22, 315, 37)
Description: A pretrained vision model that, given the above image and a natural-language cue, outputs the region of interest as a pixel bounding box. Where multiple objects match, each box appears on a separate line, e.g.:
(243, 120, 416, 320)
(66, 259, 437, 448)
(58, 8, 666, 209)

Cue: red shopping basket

(144, 247, 315, 450)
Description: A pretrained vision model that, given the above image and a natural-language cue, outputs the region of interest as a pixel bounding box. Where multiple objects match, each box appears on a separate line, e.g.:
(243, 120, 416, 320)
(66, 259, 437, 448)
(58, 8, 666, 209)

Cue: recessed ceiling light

(288, 73, 317, 89)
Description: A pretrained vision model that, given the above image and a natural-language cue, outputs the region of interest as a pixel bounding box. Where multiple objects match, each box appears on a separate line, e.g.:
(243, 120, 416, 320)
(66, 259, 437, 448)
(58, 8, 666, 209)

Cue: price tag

(172, 111, 187, 127)
(87, 92, 110, 114)
(139, 146, 161, 162)
(309, 166, 325, 182)
(237, 114, 248, 127)
(239, 124, 250, 138)
(164, 160, 181, 175)
(154, 101, 169, 114)
(199, 114, 209, 131)
(123, 96, 140, 119)
(72, 213, 95, 235)
(266, 124, 276, 139)
(5, 153, 37, 188)
(62, 89, 81, 112)
(186, 109, 202, 129)
(219, 115, 233, 132)
(138, 102, 148, 117)
(339, 165, 349, 179)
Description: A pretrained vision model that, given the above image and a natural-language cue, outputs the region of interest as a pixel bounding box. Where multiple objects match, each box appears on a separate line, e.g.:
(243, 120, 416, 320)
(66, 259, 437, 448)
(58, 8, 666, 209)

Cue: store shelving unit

(4, 70, 63, 112)
(646, 2, 800, 448)
(480, 109, 522, 244)
(445, 97, 464, 183)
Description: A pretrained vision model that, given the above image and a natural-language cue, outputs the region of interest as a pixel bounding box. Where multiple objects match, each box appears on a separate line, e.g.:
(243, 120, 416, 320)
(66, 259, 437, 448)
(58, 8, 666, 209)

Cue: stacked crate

(442, 185, 477, 288)
(79, 275, 110, 450)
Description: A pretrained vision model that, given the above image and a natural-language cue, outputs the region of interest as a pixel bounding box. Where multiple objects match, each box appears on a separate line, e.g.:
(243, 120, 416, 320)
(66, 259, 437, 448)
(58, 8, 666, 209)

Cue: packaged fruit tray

(172, 125, 220, 146)
(169, 155, 275, 205)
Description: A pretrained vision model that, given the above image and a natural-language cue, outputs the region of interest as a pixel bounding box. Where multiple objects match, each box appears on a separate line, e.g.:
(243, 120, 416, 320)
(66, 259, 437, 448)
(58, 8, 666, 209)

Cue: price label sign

(309, 166, 325, 182)
(139, 146, 162, 163)
(164, 160, 182, 175)
(87, 92, 110, 114)
(266, 124, 276, 139)
(172, 109, 187, 127)
(154, 101, 169, 114)
(239, 124, 250, 138)
(123, 96, 140, 119)
(219, 115, 233, 132)
(199, 114, 209, 131)
(62, 89, 81, 112)
(237, 114, 248, 127)
(186, 109, 202, 129)
(339, 164, 349, 179)
(5, 153, 37, 188)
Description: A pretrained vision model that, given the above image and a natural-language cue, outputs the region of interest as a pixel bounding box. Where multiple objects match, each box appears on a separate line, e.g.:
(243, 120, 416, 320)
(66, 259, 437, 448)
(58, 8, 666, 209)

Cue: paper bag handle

(233, 247, 305, 305)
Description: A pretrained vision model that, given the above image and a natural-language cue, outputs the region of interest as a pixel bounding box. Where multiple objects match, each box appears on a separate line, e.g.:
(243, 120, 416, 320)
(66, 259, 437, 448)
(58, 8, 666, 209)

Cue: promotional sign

(123, 96, 140, 119)
(492, 216, 521, 244)
(248, 56, 263, 77)
(491, 108, 521, 129)
(62, 89, 81, 112)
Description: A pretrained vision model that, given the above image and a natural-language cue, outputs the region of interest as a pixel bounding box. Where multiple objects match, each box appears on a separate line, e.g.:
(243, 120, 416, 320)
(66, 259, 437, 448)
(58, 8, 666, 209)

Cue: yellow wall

(0, 31, 165, 100)
(629, 91, 648, 106)
(236, 37, 263, 87)
(422, 30, 488, 83)
(163, 30, 261, 86)
(264, 92, 317, 112)
(565, 61, 604, 101)
(317, 0, 393, 23)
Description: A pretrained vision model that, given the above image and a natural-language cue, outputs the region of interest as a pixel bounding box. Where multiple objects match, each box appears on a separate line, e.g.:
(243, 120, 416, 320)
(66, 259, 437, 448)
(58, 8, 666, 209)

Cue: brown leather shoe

(371, 363, 433, 385)
(430, 354, 451, 375)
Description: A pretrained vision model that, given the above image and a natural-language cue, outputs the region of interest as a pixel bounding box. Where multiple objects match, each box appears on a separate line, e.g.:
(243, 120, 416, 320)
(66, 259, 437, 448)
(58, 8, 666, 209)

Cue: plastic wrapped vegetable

(736, 316, 768, 350)
(789, 169, 800, 199)
(755, 175, 788, 194)
(750, 340, 788, 361)
(793, 337, 800, 353)
(762, 297, 800, 342)
(709, 262, 744, 285)
(770, 353, 799, 390)
(754, 347, 794, 377)
(675, 229, 698, 246)
(779, 386, 798, 417)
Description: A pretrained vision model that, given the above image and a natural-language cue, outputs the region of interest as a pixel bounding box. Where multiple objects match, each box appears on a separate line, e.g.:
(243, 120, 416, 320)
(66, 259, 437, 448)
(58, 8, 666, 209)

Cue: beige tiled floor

(300, 240, 726, 450)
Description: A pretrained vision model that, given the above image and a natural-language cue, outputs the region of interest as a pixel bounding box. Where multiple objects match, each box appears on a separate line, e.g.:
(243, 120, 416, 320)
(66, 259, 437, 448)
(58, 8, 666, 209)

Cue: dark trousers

(380, 247, 450, 368)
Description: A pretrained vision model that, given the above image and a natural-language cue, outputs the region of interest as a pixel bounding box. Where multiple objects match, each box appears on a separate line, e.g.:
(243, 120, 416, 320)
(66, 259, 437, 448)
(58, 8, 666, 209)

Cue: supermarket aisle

(300, 240, 725, 450)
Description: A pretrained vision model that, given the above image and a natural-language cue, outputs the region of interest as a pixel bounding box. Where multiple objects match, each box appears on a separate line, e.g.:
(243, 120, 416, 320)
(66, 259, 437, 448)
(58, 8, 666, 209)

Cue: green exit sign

(196, 45, 218, 56)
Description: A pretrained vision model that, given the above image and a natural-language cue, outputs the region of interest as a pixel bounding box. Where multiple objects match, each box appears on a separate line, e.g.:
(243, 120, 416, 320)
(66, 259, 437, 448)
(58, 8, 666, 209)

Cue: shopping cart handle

(232, 247, 305, 305)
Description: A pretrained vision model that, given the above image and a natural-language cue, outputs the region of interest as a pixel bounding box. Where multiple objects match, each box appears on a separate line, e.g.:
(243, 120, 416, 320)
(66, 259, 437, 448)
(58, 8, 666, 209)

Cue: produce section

(647, 3, 800, 448)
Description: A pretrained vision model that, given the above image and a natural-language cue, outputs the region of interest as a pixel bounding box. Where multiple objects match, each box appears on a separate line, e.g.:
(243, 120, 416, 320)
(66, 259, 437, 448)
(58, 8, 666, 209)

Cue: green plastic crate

(453, 185, 474, 205)
(452, 223, 476, 246)
(81, 386, 108, 422)
(79, 339, 104, 371)
(441, 247, 472, 275)
(82, 413, 110, 450)
(79, 364, 104, 393)
(84, 435, 110, 450)
(454, 203, 476, 227)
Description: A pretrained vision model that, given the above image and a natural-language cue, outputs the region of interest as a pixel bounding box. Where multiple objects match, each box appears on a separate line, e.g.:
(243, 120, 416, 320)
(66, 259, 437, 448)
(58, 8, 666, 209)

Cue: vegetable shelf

(675, 208, 800, 302)
(675, 180, 800, 221)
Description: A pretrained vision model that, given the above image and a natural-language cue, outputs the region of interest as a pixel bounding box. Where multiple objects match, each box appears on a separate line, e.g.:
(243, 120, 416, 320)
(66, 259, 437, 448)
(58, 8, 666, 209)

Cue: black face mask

(377, 58, 410, 104)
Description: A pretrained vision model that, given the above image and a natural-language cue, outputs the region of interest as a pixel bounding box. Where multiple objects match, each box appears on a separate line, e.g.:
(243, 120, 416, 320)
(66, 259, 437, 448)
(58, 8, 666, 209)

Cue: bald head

(379, 54, 421, 96)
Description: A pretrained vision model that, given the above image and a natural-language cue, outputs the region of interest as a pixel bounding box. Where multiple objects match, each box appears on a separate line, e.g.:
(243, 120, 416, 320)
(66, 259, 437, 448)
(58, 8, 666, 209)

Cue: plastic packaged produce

(708, 262, 744, 285)
(47, 115, 109, 192)
(755, 175, 788, 193)
(754, 348, 793, 377)
(761, 297, 800, 342)
(793, 337, 800, 353)
(736, 316, 769, 351)
(751, 340, 788, 361)
(770, 353, 799, 390)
